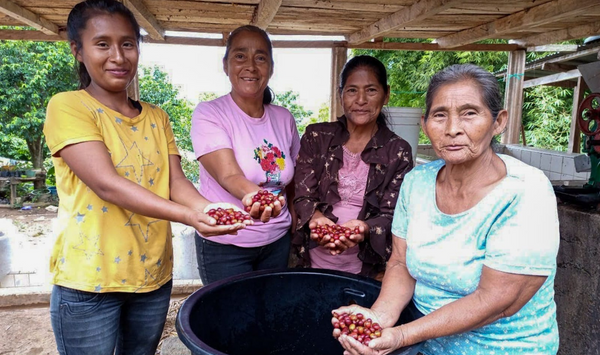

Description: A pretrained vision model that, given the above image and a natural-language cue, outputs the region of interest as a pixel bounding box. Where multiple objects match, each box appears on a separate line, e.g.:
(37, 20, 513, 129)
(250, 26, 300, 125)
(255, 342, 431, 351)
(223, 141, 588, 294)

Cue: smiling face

(70, 13, 139, 95)
(223, 30, 273, 103)
(422, 79, 507, 165)
(340, 67, 390, 128)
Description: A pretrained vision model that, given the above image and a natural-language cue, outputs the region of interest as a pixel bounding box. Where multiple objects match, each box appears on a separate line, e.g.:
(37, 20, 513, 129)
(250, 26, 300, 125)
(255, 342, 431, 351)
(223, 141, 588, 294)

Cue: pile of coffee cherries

(245, 189, 278, 212)
(333, 312, 382, 346)
(206, 207, 251, 225)
(311, 224, 360, 243)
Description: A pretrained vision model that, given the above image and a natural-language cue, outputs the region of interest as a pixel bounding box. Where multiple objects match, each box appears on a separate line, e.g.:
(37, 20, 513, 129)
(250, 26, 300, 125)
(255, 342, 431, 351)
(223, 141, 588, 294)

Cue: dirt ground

(0, 206, 185, 354)
(0, 300, 184, 355)
(0, 205, 57, 238)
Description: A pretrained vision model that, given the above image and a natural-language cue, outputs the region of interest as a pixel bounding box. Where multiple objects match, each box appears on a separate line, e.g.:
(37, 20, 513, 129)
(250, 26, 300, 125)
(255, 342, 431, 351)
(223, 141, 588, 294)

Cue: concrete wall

(417, 144, 590, 182)
(556, 204, 600, 355)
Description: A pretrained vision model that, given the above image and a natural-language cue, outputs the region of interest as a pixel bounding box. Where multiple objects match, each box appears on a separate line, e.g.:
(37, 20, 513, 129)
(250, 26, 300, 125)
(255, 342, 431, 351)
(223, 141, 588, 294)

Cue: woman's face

(422, 80, 507, 165)
(223, 31, 273, 102)
(341, 67, 389, 127)
(70, 13, 139, 93)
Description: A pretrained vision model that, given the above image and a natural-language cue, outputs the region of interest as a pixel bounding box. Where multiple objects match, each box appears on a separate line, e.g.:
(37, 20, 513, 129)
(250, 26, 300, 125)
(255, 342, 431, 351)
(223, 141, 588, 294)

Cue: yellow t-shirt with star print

(43, 90, 179, 293)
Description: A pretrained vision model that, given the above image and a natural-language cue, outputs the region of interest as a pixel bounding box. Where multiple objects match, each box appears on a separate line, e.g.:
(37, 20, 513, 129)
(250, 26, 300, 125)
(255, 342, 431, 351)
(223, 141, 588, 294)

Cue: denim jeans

(195, 231, 291, 284)
(50, 280, 172, 355)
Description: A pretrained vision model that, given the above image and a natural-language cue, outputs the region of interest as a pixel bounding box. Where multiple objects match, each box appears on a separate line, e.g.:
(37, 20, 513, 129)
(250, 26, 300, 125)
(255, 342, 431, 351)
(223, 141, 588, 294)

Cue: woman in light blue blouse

(333, 64, 559, 355)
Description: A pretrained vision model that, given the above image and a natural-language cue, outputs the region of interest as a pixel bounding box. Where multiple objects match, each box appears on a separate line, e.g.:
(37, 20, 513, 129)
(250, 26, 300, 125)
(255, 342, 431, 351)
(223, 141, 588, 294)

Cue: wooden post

(568, 77, 588, 153)
(330, 47, 347, 122)
(127, 72, 140, 101)
(501, 49, 526, 145)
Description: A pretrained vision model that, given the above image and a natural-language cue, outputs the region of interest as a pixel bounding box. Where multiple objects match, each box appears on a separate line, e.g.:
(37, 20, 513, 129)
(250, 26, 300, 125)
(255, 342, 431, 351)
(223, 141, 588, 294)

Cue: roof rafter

(251, 0, 282, 30)
(123, 0, 165, 41)
(346, 0, 461, 45)
(436, 0, 600, 48)
(517, 21, 600, 47)
(0, 0, 59, 36)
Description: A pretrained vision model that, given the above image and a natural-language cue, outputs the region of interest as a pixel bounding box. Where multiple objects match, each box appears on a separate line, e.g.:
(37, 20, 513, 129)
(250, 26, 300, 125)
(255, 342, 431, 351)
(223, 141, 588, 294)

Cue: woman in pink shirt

(293, 56, 413, 279)
(190, 25, 300, 284)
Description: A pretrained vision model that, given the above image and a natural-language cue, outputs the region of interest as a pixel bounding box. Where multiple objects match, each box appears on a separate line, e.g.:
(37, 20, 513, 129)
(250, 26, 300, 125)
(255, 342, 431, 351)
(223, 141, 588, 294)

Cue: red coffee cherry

(245, 189, 277, 212)
(310, 225, 361, 251)
(333, 312, 383, 346)
(207, 207, 251, 225)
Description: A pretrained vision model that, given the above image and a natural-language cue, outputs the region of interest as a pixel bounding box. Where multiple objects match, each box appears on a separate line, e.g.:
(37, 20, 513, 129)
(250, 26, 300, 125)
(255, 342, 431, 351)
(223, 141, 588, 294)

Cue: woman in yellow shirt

(43, 0, 245, 354)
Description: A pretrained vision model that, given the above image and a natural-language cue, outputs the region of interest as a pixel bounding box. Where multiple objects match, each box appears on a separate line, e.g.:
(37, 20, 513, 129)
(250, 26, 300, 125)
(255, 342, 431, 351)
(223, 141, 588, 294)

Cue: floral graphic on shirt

(254, 139, 286, 186)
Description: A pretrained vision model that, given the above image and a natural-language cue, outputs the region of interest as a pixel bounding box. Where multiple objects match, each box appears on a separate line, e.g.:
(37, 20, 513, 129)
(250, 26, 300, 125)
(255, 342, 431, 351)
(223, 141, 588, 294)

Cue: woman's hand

(338, 327, 406, 355)
(334, 219, 369, 254)
(242, 191, 285, 223)
(308, 214, 336, 248)
(187, 209, 249, 237)
(332, 304, 405, 355)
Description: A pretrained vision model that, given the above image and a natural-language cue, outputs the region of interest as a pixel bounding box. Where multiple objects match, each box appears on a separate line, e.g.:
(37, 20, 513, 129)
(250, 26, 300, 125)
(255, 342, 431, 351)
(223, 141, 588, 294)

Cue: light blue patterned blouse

(392, 154, 559, 355)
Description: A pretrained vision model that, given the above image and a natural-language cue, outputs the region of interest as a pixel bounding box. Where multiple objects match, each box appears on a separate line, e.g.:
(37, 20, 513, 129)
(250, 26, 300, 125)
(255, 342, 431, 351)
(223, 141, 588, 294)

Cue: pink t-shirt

(191, 94, 301, 247)
(310, 146, 368, 274)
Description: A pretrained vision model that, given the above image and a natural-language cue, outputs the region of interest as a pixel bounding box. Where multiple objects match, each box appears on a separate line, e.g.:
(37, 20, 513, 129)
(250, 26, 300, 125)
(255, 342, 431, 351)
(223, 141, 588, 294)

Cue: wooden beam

(346, 0, 460, 44)
(541, 63, 577, 72)
(0, 29, 62, 41)
(527, 44, 578, 53)
(251, 0, 282, 30)
(518, 21, 600, 47)
(525, 46, 600, 71)
(523, 69, 581, 88)
(502, 50, 526, 145)
(330, 47, 347, 122)
(569, 77, 587, 153)
(123, 0, 164, 41)
(345, 41, 520, 52)
(437, 0, 600, 48)
(0, 0, 59, 35)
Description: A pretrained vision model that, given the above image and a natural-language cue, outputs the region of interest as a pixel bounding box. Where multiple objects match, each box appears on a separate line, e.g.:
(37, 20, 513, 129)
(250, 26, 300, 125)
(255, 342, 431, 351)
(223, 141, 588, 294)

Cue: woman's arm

(169, 154, 210, 211)
(59, 141, 241, 236)
(199, 149, 284, 222)
(371, 236, 417, 327)
(293, 126, 331, 230)
(398, 268, 546, 346)
(362, 148, 413, 258)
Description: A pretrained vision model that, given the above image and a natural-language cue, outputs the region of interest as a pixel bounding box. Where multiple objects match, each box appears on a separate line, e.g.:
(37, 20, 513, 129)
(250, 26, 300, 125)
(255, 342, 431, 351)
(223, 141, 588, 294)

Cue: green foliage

(297, 102, 329, 136)
(273, 91, 313, 127)
(0, 40, 77, 167)
(198, 92, 218, 102)
(522, 86, 573, 151)
(354, 40, 574, 150)
(138, 65, 194, 152)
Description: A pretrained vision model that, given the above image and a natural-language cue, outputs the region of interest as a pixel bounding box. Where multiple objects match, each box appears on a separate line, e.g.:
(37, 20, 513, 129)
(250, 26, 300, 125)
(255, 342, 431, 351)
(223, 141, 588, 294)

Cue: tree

(138, 65, 194, 152)
(273, 91, 313, 127)
(354, 39, 576, 151)
(0, 40, 77, 187)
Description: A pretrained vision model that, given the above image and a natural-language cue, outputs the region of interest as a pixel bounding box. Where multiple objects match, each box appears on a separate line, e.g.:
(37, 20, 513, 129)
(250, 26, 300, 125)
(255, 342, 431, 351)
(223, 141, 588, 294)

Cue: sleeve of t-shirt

(160, 108, 180, 156)
(484, 176, 559, 276)
(43, 93, 104, 156)
(190, 101, 233, 159)
(391, 171, 413, 239)
(289, 112, 301, 166)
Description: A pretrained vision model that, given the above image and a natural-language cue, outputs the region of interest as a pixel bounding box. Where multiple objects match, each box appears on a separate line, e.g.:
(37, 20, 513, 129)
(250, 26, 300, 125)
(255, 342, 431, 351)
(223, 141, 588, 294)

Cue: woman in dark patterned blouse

(292, 55, 414, 279)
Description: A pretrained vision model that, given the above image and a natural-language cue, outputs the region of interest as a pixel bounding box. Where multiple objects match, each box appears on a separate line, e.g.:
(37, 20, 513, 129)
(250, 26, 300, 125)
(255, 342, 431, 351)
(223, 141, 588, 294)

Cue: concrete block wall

(503, 144, 589, 181)
(417, 144, 590, 182)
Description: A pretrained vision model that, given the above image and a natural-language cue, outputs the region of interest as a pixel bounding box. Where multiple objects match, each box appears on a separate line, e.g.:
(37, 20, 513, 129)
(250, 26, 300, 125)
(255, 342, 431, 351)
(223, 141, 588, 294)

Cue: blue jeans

(50, 280, 172, 355)
(195, 232, 291, 284)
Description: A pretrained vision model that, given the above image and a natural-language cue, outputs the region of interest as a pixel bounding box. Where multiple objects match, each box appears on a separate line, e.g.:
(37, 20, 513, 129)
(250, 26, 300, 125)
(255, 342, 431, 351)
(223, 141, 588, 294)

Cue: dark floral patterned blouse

(292, 116, 414, 278)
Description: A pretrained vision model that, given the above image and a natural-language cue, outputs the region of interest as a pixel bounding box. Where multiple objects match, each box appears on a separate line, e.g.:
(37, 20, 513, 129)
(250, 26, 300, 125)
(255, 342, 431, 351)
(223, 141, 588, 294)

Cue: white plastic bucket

(386, 107, 422, 162)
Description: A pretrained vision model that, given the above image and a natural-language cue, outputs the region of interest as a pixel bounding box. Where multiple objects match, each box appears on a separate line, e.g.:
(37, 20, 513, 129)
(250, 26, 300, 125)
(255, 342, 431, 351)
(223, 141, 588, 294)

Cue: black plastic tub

(176, 268, 424, 355)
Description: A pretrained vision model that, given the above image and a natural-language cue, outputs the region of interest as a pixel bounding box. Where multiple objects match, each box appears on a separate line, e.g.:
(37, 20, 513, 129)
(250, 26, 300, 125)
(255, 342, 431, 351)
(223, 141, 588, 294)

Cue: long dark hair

(424, 64, 503, 121)
(224, 25, 274, 105)
(339, 55, 390, 127)
(67, 0, 141, 89)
